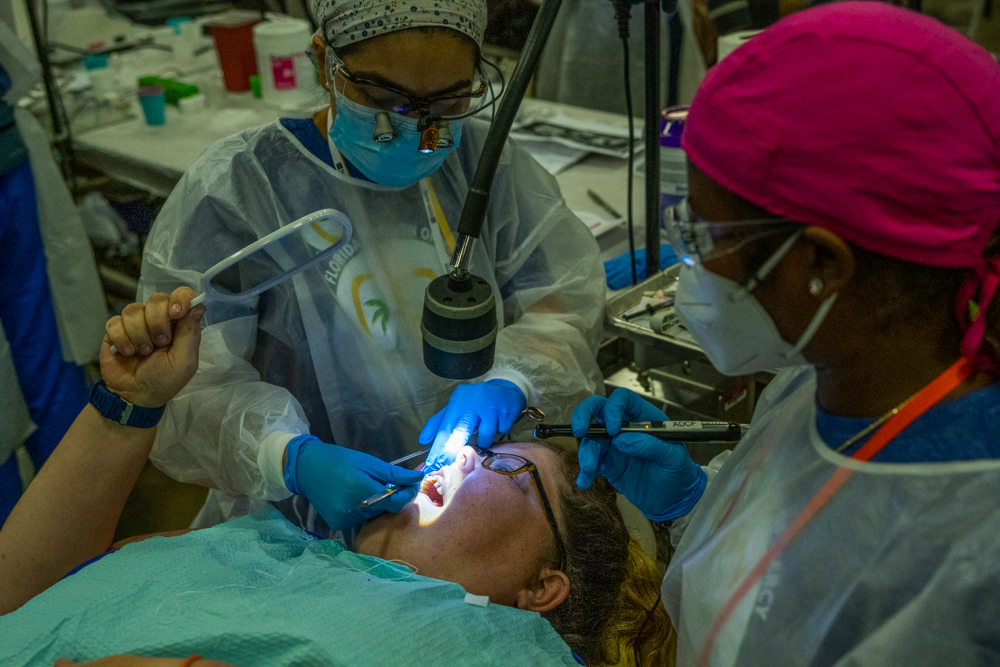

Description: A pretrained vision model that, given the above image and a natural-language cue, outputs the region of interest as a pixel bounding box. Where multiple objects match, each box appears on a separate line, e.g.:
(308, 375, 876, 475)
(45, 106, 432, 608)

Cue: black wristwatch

(87, 380, 165, 428)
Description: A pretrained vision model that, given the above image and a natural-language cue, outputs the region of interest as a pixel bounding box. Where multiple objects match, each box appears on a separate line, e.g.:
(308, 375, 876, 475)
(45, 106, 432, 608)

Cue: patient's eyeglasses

(473, 446, 566, 568)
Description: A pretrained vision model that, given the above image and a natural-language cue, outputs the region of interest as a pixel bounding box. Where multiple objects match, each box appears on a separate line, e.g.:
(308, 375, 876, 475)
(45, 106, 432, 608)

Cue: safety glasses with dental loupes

(323, 31, 504, 121)
(329, 53, 496, 118)
(322, 30, 505, 152)
(664, 198, 797, 267)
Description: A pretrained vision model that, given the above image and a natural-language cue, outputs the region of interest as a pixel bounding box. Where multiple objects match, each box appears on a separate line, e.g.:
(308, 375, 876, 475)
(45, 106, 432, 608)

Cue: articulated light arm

(421, 0, 565, 380)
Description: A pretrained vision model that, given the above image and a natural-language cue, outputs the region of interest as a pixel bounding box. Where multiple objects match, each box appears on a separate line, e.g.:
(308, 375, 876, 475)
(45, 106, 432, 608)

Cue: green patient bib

(0, 508, 579, 666)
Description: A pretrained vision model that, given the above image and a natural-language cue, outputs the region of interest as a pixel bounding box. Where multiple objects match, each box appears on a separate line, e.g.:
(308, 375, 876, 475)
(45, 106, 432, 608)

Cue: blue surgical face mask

(329, 90, 462, 188)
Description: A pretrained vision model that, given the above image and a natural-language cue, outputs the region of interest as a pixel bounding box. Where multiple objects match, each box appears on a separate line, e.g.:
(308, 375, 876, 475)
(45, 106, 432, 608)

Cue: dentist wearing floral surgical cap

(571, 3, 1000, 665)
(129, 0, 605, 536)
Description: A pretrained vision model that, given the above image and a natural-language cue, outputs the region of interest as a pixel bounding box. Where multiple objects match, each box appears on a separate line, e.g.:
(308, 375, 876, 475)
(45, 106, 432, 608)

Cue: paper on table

(513, 137, 589, 175)
(511, 111, 644, 159)
(574, 210, 625, 238)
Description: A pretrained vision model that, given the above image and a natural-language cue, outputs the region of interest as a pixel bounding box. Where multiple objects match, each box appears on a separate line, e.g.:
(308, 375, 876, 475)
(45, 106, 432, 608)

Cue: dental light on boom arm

(421, 0, 566, 380)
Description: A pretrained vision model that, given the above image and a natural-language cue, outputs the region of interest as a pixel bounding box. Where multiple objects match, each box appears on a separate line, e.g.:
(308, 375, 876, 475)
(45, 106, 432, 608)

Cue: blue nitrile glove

(604, 244, 679, 290)
(572, 388, 706, 521)
(419, 379, 528, 469)
(283, 435, 425, 531)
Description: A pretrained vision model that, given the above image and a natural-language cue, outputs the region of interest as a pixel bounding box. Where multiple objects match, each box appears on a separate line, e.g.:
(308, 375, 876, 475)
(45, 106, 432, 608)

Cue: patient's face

(354, 443, 566, 606)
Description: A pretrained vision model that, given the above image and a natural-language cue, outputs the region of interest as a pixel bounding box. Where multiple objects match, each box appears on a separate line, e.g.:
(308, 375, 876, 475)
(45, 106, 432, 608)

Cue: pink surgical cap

(683, 2, 1000, 369)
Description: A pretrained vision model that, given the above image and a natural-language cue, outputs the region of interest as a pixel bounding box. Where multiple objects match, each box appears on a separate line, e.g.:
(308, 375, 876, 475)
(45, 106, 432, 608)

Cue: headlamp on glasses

(324, 40, 503, 153)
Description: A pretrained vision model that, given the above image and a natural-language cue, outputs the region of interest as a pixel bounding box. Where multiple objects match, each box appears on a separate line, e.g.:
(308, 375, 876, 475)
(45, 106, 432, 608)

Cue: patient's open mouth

(420, 471, 446, 507)
(414, 462, 467, 526)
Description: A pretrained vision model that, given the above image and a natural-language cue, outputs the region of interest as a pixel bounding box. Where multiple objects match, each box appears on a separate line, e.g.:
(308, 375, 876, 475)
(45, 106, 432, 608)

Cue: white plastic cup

(82, 55, 119, 100)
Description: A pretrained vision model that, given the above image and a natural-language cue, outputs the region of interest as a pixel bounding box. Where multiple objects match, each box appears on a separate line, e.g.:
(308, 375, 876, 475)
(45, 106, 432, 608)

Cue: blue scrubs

(816, 383, 1000, 462)
(0, 66, 87, 524)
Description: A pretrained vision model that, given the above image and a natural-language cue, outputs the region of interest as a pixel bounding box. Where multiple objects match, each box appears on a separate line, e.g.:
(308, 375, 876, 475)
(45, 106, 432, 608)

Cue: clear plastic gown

(664, 366, 1000, 665)
(138, 118, 605, 510)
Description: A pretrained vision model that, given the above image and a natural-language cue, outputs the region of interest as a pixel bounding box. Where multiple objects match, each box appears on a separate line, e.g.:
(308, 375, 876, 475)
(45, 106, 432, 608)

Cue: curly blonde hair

(540, 443, 676, 666)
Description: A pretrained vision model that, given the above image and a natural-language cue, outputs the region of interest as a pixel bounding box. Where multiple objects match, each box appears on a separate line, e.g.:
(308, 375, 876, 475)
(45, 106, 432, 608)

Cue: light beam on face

(442, 424, 471, 458)
(413, 457, 466, 526)
(426, 421, 474, 472)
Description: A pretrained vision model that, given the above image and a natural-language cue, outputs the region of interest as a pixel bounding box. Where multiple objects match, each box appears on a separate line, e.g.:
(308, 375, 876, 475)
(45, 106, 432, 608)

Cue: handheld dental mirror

(110, 209, 352, 354)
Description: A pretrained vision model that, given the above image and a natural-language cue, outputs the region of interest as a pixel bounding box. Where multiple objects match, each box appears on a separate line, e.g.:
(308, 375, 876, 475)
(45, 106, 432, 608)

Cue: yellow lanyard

(420, 179, 455, 254)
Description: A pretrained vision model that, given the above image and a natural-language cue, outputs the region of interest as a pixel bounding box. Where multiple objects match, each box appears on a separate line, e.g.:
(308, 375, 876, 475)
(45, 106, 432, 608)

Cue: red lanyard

(697, 357, 975, 667)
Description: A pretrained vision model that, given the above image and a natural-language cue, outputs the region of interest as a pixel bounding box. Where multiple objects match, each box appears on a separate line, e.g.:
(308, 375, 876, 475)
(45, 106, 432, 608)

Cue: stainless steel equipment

(601, 265, 772, 464)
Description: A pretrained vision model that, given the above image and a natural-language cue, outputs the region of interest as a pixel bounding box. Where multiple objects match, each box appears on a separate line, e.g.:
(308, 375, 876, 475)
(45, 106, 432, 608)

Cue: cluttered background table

(65, 33, 652, 262)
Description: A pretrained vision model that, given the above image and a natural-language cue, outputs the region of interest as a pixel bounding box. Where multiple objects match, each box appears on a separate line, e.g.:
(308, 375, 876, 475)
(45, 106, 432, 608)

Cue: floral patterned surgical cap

(314, 0, 487, 49)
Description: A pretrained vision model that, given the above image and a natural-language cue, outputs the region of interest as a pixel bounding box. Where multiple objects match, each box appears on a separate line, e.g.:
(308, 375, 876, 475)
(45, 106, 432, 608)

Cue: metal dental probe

(351, 447, 432, 511)
(388, 447, 432, 467)
(534, 421, 750, 443)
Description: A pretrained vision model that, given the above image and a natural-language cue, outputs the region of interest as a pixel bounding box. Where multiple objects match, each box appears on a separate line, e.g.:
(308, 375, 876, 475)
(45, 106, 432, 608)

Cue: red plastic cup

(209, 13, 260, 92)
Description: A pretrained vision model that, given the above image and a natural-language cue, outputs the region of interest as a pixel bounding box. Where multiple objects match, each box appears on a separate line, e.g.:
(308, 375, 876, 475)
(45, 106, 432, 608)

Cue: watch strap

(87, 380, 165, 428)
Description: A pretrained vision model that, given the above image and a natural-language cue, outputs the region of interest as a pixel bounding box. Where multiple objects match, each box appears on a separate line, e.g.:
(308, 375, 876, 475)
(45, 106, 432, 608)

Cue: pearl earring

(808, 278, 824, 296)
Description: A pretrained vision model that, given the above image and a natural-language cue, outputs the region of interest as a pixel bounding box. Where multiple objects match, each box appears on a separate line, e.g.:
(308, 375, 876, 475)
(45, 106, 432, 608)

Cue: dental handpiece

(351, 447, 432, 512)
(534, 421, 749, 443)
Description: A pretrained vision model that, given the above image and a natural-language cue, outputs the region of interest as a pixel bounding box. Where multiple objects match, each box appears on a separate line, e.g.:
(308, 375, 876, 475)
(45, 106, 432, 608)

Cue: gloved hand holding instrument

(419, 379, 528, 470)
(571, 388, 707, 522)
(283, 436, 425, 531)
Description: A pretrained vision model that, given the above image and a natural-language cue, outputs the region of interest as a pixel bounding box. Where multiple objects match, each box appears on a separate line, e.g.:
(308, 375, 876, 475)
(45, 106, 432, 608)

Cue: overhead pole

(644, 0, 661, 279)
(22, 0, 75, 187)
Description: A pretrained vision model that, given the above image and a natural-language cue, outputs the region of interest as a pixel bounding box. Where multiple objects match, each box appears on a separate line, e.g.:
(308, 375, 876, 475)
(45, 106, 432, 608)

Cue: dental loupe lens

(437, 123, 454, 148)
(373, 112, 397, 143)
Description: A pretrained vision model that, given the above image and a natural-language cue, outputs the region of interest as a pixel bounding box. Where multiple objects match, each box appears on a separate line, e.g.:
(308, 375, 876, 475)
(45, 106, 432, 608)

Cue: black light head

(421, 270, 497, 380)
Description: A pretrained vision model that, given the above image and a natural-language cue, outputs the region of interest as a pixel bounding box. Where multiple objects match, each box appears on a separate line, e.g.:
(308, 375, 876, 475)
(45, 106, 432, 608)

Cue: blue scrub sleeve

(0, 159, 87, 521)
(0, 453, 21, 523)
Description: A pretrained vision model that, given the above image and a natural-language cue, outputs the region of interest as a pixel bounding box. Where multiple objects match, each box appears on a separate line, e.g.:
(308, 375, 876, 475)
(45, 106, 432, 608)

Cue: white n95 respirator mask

(674, 231, 837, 376)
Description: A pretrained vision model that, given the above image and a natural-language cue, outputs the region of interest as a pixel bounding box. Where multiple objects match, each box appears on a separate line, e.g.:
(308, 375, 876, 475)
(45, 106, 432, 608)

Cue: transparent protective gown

(138, 118, 605, 519)
(664, 366, 1000, 666)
